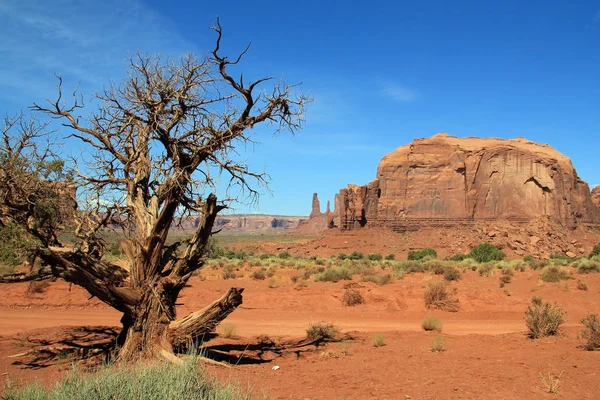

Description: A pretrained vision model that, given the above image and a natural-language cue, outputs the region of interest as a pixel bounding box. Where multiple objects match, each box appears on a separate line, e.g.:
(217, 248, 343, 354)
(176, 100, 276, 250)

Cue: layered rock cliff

(338, 133, 600, 230)
(593, 186, 600, 208)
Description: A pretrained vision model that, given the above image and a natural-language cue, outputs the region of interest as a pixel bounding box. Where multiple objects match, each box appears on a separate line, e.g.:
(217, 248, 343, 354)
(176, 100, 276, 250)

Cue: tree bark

(169, 287, 244, 351)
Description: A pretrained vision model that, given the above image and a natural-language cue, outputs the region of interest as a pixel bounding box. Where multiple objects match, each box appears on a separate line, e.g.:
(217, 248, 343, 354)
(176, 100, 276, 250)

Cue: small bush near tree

(408, 248, 437, 260)
(524, 297, 566, 338)
(580, 314, 600, 351)
(469, 242, 505, 263)
(422, 316, 443, 332)
(342, 288, 365, 306)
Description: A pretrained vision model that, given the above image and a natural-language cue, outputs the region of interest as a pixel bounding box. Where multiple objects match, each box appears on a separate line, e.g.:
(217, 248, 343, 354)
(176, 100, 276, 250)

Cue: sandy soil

(1, 264, 600, 399)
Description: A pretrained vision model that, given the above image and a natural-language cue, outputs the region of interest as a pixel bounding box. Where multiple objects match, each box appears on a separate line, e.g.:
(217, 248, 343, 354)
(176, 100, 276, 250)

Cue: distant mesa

(305, 133, 600, 232)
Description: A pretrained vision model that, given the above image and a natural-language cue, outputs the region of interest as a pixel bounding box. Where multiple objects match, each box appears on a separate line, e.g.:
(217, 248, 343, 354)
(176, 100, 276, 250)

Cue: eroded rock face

(339, 133, 600, 230)
(592, 186, 600, 208)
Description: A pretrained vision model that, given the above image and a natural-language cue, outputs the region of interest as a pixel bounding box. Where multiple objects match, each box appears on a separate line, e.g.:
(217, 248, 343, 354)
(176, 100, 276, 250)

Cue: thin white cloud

(594, 10, 600, 24)
(380, 82, 418, 102)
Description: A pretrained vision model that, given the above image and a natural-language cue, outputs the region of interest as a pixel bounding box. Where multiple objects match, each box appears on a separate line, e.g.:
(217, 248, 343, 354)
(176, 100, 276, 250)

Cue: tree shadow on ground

(9, 325, 355, 369)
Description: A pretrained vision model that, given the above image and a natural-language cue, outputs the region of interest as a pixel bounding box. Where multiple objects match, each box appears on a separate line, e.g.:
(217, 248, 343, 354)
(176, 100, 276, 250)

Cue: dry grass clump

(361, 273, 392, 286)
(574, 259, 600, 274)
(372, 333, 386, 347)
(431, 335, 445, 352)
(540, 265, 571, 282)
(443, 267, 461, 282)
(217, 323, 237, 339)
(267, 278, 278, 289)
(342, 288, 365, 306)
(306, 321, 340, 341)
(249, 268, 267, 280)
(477, 263, 495, 277)
(580, 314, 600, 351)
(540, 371, 563, 394)
(424, 281, 460, 312)
(499, 267, 514, 287)
(221, 264, 236, 280)
(525, 297, 566, 338)
(577, 278, 588, 291)
(422, 316, 443, 332)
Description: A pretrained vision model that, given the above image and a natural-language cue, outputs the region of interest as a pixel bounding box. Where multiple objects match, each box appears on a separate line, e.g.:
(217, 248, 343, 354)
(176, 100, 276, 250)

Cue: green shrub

(408, 248, 437, 260)
(424, 281, 460, 312)
(368, 253, 383, 261)
(306, 321, 340, 341)
(259, 253, 270, 260)
(524, 297, 566, 338)
(422, 316, 443, 332)
(372, 333, 386, 347)
(580, 314, 600, 351)
(590, 244, 600, 258)
(342, 288, 364, 306)
(385, 254, 395, 260)
(278, 251, 291, 259)
(523, 255, 534, 262)
(0, 223, 36, 267)
(2, 359, 254, 400)
(469, 242, 505, 263)
(314, 267, 352, 283)
(446, 253, 468, 261)
(348, 251, 364, 260)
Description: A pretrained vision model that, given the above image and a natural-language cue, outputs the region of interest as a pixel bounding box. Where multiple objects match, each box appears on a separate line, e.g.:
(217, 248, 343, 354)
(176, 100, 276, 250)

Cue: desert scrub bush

(590, 244, 600, 258)
(372, 333, 386, 347)
(528, 259, 548, 270)
(446, 253, 468, 261)
(385, 254, 395, 260)
(477, 263, 495, 277)
(574, 259, 600, 274)
(306, 321, 340, 341)
(267, 278, 278, 289)
(277, 251, 291, 259)
(540, 265, 571, 282)
(499, 267, 514, 286)
(348, 251, 364, 260)
(408, 248, 437, 260)
(525, 297, 566, 338)
(342, 288, 365, 306)
(576, 278, 588, 291)
(221, 264, 237, 280)
(249, 268, 267, 280)
(217, 323, 237, 339)
(361, 273, 392, 286)
(422, 316, 443, 332)
(394, 260, 428, 274)
(367, 253, 383, 261)
(469, 242, 506, 263)
(431, 335, 445, 352)
(443, 267, 461, 282)
(424, 281, 460, 312)
(314, 267, 352, 283)
(523, 255, 534, 263)
(26, 280, 50, 295)
(580, 314, 600, 351)
(2, 358, 255, 400)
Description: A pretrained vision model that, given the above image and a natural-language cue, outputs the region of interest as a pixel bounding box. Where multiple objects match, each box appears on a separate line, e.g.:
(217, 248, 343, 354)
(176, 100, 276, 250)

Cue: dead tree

(0, 20, 308, 361)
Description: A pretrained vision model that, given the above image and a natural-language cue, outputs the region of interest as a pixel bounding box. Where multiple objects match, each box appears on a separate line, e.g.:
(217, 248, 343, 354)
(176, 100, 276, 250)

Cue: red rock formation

(338, 133, 600, 230)
(593, 186, 600, 208)
(310, 193, 322, 218)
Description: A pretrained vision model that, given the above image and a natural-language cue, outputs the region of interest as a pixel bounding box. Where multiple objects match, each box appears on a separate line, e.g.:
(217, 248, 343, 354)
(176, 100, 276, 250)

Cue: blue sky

(1, 0, 599, 216)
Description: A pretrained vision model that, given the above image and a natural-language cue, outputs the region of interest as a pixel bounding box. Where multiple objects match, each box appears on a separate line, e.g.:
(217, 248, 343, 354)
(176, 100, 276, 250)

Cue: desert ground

(2, 228, 600, 399)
